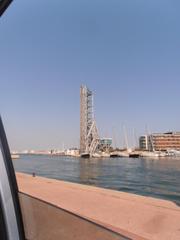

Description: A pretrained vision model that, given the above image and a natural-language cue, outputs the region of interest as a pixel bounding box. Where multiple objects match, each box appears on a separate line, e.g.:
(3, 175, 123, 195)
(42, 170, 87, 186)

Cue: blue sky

(0, 0, 180, 150)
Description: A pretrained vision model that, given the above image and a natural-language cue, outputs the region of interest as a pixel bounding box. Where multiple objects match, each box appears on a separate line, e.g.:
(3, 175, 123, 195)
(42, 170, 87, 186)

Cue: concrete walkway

(16, 173, 180, 240)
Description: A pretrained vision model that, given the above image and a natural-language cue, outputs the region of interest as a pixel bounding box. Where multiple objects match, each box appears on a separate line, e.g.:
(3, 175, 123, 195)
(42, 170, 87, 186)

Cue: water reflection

(79, 158, 100, 185)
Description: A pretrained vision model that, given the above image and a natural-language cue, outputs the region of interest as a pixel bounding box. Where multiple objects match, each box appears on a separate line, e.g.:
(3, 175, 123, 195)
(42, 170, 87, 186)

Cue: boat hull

(81, 153, 90, 158)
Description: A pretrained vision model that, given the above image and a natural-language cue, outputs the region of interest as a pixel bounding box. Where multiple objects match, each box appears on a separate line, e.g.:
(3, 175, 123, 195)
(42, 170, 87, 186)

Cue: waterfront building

(65, 148, 80, 157)
(139, 132, 180, 151)
(139, 135, 152, 151)
(98, 138, 112, 152)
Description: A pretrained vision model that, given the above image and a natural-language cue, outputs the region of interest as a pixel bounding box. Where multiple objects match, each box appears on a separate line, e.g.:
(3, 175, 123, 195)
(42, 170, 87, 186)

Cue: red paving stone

(16, 173, 180, 240)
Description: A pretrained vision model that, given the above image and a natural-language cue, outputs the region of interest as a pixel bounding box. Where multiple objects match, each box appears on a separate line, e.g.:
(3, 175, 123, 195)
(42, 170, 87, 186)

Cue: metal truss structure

(80, 86, 99, 156)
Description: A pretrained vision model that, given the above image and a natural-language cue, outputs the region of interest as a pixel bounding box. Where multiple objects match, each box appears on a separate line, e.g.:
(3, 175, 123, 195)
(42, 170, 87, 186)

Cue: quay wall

(16, 173, 180, 240)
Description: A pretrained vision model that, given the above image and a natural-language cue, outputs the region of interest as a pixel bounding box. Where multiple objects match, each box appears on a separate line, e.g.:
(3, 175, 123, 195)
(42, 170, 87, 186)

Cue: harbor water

(13, 155, 180, 205)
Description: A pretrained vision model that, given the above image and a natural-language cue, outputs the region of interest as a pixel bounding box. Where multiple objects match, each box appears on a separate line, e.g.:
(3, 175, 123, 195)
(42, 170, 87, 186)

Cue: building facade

(139, 132, 180, 151)
(98, 138, 112, 152)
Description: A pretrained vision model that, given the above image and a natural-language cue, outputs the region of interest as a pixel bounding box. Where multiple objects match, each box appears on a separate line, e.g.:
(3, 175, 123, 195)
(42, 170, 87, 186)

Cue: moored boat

(166, 149, 180, 157)
(118, 151, 129, 157)
(11, 154, 20, 159)
(81, 153, 90, 158)
(140, 151, 168, 158)
(110, 152, 119, 158)
(140, 151, 160, 158)
(129, 153, 140, 158)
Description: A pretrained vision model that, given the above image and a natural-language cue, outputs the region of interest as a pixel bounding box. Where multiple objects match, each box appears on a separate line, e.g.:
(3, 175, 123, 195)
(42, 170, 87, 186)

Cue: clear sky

(0, 0, 180, 150)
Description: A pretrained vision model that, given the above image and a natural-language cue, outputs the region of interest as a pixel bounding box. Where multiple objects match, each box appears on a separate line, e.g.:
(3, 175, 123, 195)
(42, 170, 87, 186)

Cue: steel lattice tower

(80, 85, 99, 156)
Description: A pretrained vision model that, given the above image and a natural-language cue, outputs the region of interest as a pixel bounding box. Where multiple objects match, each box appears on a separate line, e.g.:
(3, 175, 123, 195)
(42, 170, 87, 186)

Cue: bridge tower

(80, 85, 99, 156)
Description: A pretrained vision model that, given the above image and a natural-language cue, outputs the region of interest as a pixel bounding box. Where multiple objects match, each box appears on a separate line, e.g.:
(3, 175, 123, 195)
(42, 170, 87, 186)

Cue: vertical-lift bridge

(80, 86, 99, 157)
